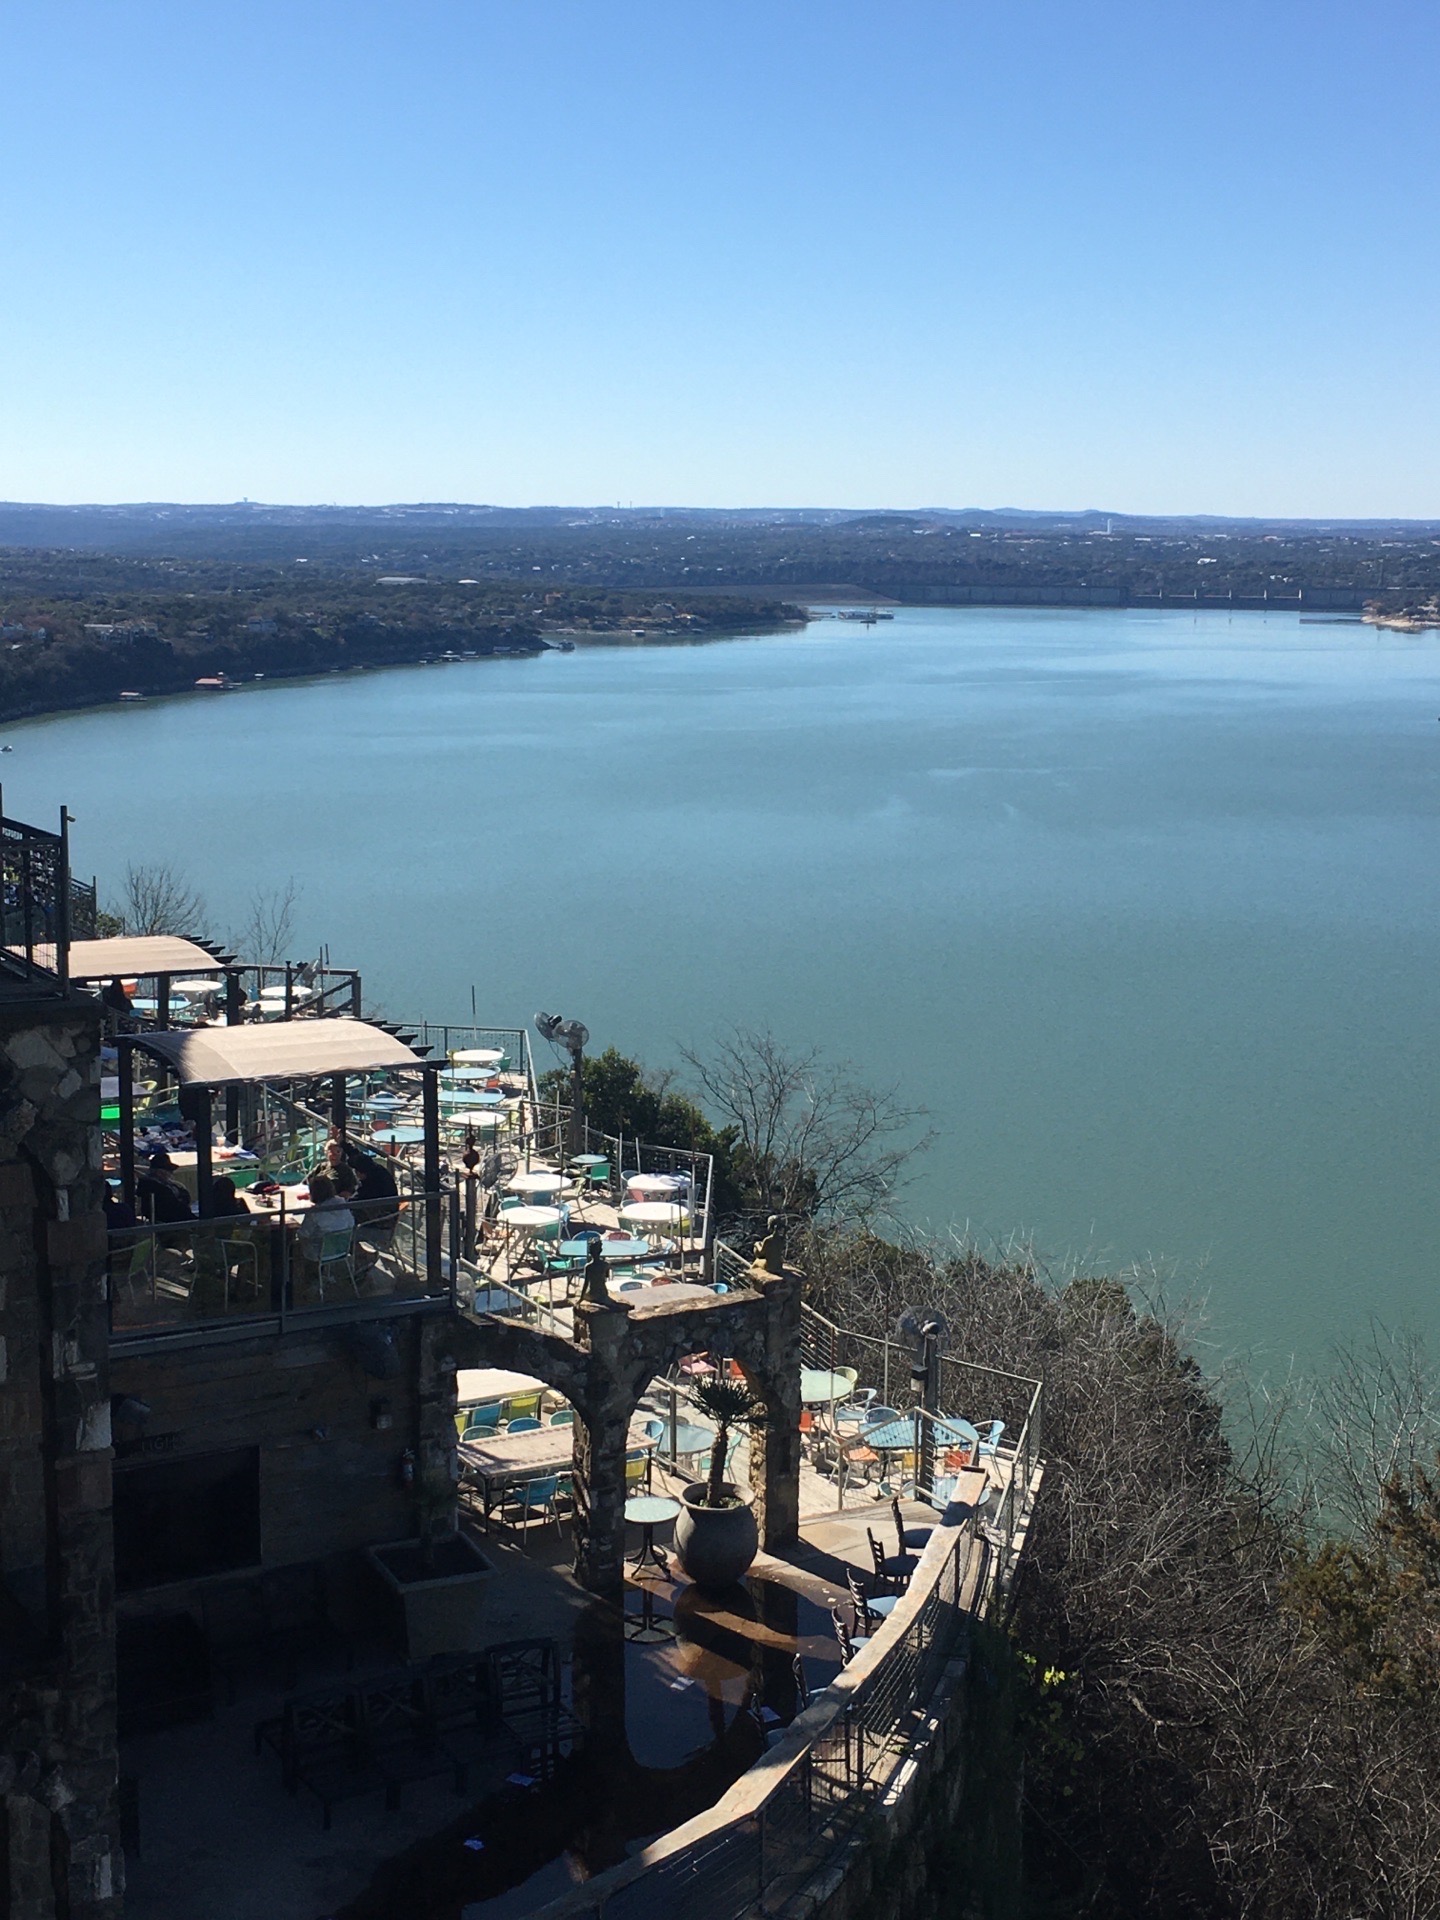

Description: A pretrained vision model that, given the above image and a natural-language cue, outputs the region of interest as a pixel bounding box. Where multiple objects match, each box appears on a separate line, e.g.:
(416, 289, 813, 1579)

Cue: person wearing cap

(136, 1150, 194, 1226)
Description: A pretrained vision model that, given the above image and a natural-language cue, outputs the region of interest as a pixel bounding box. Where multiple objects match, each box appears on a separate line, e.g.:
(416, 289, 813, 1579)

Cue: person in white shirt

(297, 1172, 355, 1267)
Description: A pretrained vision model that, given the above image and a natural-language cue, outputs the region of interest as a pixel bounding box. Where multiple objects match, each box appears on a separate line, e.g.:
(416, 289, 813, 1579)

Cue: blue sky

(2, 1, 1435, 514)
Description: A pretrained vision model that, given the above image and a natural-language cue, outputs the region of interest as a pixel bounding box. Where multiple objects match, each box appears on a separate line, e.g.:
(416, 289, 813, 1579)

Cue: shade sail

(134, 1017, 425, 1087)
(68, 935, 226, 980)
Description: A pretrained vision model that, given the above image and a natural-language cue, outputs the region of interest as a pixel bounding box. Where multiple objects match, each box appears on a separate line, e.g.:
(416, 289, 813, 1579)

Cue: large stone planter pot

(365, 1533, 495, 1659)
(673, 1483, 759, 1588)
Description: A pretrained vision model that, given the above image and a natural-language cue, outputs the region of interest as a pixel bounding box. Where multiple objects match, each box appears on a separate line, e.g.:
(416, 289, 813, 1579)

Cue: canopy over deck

(68, 934, 230, 980)
(133, 1017, 426, 1087)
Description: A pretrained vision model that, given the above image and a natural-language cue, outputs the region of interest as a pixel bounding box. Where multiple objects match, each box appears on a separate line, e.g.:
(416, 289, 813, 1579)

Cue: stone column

(416, 1315, 459, 1546)
(746, 1259, 803, 1552)
(570, 1296, 636, 1597)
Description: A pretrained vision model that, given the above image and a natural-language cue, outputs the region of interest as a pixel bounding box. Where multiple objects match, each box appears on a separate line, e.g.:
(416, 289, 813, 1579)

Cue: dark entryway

(114, 1446, 262, 1591)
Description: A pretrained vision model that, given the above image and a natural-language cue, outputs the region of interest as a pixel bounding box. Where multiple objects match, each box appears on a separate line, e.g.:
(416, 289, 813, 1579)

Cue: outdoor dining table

(618, 1201, 688, 1230)
(625, 1493, 681, 1577)
(625, 1174, 681, 1198)
(655, 1420, 714, 1472)
(801, 1368, 853, 1407)
(507, 1171, 566, 1199)
(860, 1414, 979, 1476)
(457, 1366, 547, 1404)
(558, 1235, 651, 1263)
(439, 1088, 505, 1106)
(502, 1204, 563, 1232)
(363, 1093, 407, 1110)
(570, 1153, 607, 1171)
(371, 1125, 425, 1146)
(451, 1048, 505, 1066)
(165, 1144, 261, 1200)
(459, 1422, 656, 1526)
(443, 1110, 506, 1131)
(442, 1066, 501, 1082)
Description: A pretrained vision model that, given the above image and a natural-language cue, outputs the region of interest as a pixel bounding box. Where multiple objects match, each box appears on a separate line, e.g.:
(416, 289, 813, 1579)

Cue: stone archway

(449, 1257, 803, 1599)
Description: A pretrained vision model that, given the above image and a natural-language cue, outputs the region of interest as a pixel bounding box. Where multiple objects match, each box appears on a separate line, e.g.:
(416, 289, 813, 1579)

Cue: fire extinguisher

(397, 1447, 416, 1490)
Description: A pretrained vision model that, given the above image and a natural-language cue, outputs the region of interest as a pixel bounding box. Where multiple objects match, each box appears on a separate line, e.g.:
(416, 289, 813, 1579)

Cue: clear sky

(3, 1, 1435, 516)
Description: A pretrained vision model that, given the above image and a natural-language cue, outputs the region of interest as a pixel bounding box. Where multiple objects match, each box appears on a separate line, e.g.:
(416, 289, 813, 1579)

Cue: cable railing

(411, 1023, 537, 1100)
(528, 1510, 1003, 1920)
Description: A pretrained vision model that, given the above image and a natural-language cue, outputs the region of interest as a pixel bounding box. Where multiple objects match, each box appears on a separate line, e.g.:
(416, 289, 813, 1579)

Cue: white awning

(134, 1018, 425, 1087)
(68, 935, 227, 980)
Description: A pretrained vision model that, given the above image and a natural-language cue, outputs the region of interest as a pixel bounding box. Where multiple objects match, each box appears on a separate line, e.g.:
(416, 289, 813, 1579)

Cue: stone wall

(109, 1313, 448, 1620)
(0, 983, 122, 1919)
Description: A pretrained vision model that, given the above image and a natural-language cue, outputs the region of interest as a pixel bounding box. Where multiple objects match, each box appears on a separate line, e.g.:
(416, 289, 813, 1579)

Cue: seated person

(295, 1173, 355, 1285)
(136, 1151, 193, 1226)
(343, 1140, 401, 1235)
(309, 1134, 348, 1186)
(103, 1184, 137, 1234)
(207, 1175, 248, 1217)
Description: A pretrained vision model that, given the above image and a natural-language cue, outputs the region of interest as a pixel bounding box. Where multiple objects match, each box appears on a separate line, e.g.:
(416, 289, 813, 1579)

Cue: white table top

(457, 1367, 547, 1402)
(503, 1204, 562, 1229)
(619, 1201, 688, 1226)
(508, 1171, 565, 1196)
(626, 1174, 682, 1195)
(451, 1048, 505, 1064)
(460, 1418, 654, 1484)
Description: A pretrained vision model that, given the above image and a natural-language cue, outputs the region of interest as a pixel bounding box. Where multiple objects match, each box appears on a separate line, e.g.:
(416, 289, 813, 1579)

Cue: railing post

(278, 1193, 290, 1330)
(56, 808, 71, 984)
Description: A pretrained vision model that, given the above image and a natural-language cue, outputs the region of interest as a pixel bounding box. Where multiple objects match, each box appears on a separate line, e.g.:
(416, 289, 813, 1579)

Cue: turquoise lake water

(12, 606, 1439, 1374)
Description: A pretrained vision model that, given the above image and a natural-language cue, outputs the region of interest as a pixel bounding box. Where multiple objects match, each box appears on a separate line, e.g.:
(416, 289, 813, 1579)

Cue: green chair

(315, 1229, 357, 1301)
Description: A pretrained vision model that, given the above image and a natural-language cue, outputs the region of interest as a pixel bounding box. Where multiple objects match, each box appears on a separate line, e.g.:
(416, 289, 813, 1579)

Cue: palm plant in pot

(673, 1376, 764, 1588)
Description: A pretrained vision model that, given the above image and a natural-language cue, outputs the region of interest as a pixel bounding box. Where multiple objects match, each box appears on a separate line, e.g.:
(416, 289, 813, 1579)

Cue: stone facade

(0, 982, 122, 1919)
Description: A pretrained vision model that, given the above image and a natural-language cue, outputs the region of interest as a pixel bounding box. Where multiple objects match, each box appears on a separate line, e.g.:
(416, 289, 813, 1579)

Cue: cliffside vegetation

(569, 1041, 1440, 1917)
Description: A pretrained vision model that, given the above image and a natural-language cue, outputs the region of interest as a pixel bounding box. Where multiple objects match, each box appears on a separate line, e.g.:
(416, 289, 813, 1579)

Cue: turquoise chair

(506, 1416, 542, 1433)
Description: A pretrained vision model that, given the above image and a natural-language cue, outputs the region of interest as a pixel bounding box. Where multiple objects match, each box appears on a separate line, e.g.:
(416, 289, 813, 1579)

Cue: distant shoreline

(0, 616, 809, 733)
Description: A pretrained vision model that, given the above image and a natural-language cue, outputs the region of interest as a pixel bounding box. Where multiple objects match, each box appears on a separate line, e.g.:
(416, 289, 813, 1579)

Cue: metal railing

(799, 1303, 1043, 1534)
(412, 1024, 537, 1100)
(239, 961, 364, 1021)
(518, 1107, 716, 1252)
(529, 1513, 998, 1920)
(108, 1186, 459, 1346)
(0, 801, 89, 984)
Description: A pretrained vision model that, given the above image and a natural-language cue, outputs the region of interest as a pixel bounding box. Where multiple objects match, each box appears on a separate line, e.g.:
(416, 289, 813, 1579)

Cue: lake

(14, 606, 1440, 1374)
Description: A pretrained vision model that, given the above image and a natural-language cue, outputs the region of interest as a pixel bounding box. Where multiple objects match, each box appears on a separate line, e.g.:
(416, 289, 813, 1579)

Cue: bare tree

(112, 861, 209, 938)
(680, 1026, 930, 1229)
(1308, 1321, 1440, 1537)
(230, 878, 299, 965)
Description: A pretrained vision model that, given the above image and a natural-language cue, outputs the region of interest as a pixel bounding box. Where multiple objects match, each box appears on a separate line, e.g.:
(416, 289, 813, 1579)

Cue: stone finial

(752, 1214, 784, 1275)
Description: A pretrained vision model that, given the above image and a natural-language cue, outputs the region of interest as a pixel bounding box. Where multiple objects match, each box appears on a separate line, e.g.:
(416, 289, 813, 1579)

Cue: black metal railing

(0, 802, 83, 983)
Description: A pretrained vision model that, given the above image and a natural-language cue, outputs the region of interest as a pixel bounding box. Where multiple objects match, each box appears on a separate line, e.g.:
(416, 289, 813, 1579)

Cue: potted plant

(673, 1377, 763, 1588)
